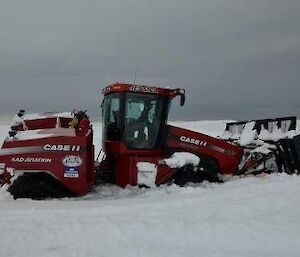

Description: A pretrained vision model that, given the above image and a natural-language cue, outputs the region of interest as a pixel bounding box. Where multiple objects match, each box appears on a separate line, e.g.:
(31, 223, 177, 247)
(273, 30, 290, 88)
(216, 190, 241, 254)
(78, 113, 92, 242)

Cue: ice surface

(1, 119, 300, 257)
(1, 174, 300, 257)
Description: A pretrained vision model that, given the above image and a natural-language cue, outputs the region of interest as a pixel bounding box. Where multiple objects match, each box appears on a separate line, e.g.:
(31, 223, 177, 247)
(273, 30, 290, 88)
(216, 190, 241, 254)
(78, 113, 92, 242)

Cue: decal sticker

(64, 167, 79, 178)
(62, 155, 83, 167)
(44, 144, 81, 152)
(129, 85, 159, 94)
(0, 145, 85, 156)
(180, 136, 207, 146)
(11, 157, 52, 163)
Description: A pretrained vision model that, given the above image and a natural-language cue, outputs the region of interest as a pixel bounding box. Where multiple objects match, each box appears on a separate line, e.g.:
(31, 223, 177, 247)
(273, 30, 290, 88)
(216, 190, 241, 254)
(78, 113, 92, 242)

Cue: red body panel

(114, 155, 165, 187)
(0, 116, 95, 195)
(166, 126, 244, 174)
(104, 141, 165, 187)
(102, 125, 244, 188)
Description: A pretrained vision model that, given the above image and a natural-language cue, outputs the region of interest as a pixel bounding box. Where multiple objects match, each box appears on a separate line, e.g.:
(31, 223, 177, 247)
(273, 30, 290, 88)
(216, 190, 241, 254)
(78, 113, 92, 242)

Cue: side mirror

(180, 93, 185, 106)
(173, 88, 186, 106)
(179, 89, 185, 106)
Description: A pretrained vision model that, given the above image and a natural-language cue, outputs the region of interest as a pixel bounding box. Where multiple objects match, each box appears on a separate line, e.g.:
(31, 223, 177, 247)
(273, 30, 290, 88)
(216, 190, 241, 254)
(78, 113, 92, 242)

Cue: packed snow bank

(1, 119, 300, 257)
(1, 174, 300, 257)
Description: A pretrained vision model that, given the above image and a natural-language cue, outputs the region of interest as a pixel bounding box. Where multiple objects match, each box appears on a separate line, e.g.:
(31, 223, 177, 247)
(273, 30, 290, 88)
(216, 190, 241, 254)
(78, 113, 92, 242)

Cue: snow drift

(0, 120, 300, 257)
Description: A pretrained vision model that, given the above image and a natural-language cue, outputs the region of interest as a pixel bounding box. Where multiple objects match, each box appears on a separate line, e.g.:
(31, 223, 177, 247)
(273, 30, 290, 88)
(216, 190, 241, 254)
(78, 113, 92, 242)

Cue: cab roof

(102, 83, 182, 98)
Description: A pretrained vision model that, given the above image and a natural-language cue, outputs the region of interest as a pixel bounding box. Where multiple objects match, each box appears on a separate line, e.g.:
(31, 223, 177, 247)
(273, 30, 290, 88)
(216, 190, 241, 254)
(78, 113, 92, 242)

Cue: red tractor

(0, 83, 299, 199)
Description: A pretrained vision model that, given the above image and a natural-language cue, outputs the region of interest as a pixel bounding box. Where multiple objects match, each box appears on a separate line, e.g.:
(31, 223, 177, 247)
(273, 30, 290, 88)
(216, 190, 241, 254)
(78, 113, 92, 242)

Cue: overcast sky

(0, 0, 300, 120)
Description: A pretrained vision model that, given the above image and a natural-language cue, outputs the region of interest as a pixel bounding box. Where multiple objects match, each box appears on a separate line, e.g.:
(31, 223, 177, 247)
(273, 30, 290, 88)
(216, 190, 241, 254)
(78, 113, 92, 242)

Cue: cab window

(102, 93, 121, 140)
(123, 93, 163, 149)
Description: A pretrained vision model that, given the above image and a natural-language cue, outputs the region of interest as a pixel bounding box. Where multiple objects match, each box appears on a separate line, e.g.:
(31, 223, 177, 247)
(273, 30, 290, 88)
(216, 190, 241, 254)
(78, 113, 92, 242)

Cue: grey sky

(0, 0, 300, 120)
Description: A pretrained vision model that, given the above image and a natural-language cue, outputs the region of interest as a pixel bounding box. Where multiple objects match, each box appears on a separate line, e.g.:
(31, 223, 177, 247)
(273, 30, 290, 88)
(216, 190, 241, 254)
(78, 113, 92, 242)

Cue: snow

(9, 128, 76, 141)
(136, 162, 157, 187)
(13, 111, 73, 123)
(222, 120, 298, 145)
(162, 152, 200, 168)
(0, 163, 5, 175)
(170, 120, 230, 138)
(1, 119, 300, 257)
(1, 174, 300, 257)
(251, 143, 275, 154)
(239, 121, 257, 146)
(8, 129, 55, 141)
(222, 123, 245, 140)
(258, 127, 296, 141)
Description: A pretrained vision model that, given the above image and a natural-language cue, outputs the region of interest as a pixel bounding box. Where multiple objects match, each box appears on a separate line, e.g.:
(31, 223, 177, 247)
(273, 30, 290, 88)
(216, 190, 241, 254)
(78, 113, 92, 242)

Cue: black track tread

(8, 174, 75, 200)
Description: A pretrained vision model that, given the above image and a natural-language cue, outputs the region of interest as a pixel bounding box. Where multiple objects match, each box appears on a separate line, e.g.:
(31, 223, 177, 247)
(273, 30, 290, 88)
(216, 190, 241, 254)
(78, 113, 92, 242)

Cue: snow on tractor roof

(13, 111, 73, 123)
(6, 127, 76, 141)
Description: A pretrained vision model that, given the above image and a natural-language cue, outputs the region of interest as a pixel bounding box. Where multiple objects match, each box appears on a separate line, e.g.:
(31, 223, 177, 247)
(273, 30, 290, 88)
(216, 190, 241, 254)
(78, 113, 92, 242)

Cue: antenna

(133, 69, 137, 84)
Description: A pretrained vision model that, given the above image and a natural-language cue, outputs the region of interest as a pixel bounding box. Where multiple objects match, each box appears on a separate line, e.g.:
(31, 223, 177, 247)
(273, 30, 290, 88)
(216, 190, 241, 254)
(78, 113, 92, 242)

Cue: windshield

(102, 92, 167, 149)
(123, 93, 164, 149)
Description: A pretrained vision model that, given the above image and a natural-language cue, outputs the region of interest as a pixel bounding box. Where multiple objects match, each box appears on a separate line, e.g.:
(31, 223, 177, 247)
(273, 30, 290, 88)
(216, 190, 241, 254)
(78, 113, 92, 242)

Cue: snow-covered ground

(1, 119, 300, 257)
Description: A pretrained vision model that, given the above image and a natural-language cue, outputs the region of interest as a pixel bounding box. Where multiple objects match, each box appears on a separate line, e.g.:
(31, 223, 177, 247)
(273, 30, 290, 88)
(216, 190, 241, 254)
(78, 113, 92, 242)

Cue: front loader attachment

(222, 116, 297, 143)
(222, 116, 300, 176)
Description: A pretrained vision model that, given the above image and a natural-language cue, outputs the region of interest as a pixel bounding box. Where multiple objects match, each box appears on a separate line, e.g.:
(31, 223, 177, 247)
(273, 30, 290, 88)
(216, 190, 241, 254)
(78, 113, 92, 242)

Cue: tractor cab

(100, 83, 185, 187)
(101, 83, 185, 152)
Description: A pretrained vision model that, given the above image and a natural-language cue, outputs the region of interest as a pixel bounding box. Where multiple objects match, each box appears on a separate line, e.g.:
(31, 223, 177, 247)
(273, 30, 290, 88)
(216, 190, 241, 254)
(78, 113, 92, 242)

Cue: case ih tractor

(0, 83, 299, 199)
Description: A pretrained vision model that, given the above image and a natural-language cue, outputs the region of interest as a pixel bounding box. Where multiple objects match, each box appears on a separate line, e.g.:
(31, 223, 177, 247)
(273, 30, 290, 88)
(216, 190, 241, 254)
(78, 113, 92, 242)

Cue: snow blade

(222, 116, 297, 142)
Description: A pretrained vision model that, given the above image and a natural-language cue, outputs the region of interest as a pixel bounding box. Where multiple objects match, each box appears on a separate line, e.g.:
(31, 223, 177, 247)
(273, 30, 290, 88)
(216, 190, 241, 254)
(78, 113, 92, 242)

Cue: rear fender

(165, 126, 244, 175)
